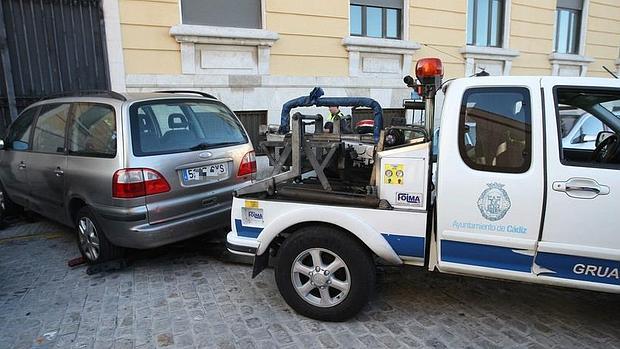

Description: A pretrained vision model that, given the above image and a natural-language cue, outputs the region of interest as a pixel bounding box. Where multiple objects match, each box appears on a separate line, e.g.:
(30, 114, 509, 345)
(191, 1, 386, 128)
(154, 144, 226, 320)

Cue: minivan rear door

(128, 98, 254, 225)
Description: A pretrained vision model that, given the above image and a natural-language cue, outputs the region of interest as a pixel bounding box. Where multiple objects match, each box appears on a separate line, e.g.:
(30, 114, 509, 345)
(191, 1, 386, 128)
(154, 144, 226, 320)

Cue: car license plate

(182, 163, 228, 182)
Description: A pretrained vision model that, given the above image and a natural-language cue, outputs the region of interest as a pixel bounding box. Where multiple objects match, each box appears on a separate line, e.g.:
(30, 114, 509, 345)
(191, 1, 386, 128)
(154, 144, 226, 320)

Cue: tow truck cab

(226, 58, 620, 321)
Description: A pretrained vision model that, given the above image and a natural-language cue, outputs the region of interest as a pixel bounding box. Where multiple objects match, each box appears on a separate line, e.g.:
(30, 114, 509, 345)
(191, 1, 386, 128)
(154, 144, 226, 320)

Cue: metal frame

(260, 140, 292, 176)
(236, 112, 304, 196)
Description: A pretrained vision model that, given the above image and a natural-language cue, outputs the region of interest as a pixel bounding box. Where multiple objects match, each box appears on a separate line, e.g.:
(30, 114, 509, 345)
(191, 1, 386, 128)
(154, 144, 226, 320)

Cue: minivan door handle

(18, 161, 26, 170)
(552, 177, 610, 199)
(54, 167, 64, 176)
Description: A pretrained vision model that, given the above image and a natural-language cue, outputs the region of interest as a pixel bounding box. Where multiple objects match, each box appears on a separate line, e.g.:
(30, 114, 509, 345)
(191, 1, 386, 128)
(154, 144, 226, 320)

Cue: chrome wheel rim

(78, 217, 100, 261)
(291, 248, 350, 308)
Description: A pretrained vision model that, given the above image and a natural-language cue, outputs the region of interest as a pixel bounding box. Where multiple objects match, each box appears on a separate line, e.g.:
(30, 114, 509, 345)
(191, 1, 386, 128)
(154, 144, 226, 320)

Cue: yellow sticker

(244, 200, 259, 208)
(383, 164, 405, 185)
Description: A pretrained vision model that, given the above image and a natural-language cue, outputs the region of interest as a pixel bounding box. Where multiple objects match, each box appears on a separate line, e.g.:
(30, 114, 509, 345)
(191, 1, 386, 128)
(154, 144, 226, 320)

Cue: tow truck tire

(275, 226, 375, 321)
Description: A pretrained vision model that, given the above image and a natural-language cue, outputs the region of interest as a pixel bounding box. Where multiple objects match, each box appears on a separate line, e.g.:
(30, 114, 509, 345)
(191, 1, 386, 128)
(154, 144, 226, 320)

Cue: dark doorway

(235, 110, 268, 154)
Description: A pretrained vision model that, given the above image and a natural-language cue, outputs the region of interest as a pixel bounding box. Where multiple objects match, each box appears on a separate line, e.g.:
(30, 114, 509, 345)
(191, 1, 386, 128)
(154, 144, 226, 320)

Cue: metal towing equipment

(227, 58, 620, 321)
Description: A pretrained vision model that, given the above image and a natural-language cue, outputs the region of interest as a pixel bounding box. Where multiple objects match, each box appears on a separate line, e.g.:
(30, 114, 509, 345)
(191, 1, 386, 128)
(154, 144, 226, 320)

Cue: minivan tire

(0, 184, 22, 227)
(76, 207, 124, 264)
(274, 226, 375, 322)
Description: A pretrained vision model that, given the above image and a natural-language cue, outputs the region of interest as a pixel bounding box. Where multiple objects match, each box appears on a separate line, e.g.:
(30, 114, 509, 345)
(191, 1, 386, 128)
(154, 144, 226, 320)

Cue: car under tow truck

(226, 58, 620, 321)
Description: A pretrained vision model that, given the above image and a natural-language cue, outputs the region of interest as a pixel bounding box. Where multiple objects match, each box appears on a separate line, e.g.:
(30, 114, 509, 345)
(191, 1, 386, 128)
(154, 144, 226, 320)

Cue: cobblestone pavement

(0, 217, 619, 349)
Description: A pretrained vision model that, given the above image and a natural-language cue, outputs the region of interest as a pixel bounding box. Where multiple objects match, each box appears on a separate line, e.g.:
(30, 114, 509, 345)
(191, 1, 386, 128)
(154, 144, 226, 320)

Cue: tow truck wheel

(275, 226, 375, 321)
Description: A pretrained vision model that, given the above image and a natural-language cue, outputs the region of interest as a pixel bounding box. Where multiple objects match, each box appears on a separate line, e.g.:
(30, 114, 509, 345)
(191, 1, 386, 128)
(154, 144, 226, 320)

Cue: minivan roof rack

(155, 90, 217, 99)
(40, 90, 127, 101)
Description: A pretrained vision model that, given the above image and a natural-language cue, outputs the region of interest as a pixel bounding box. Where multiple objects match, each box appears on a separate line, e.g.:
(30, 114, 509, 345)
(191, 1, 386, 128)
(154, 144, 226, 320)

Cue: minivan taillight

(113, 168, 170, 198)
(238, 151, 257, 177)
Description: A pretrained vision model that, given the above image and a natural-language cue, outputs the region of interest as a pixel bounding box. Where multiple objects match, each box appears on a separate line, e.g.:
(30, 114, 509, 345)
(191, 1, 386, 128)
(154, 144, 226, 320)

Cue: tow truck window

(555, 88, 620, 167)
(459, 87, 532, 173)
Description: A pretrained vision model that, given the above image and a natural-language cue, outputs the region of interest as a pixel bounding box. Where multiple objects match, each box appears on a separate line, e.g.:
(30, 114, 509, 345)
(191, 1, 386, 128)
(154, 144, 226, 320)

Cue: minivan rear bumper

(91, 203, 230, 249)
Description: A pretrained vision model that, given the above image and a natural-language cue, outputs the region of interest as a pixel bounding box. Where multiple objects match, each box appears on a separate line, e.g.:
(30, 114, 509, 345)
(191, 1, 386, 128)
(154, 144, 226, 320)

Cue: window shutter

(350, 0, 403, 9)
(181, 0, 261, 29)
(557, 0, 583, 10)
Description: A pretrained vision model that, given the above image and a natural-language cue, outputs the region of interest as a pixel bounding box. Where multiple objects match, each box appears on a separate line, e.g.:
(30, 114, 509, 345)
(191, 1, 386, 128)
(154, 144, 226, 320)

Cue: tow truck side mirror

(595, 131, 615, 147)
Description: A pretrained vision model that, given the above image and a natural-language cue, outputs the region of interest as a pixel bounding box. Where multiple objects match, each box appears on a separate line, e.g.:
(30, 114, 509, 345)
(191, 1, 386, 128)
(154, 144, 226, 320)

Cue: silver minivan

(0, 91, 255, 263)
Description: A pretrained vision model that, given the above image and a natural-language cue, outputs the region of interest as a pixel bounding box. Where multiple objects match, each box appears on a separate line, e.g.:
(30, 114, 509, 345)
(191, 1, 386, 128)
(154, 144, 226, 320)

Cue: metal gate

(0, 0, 109, 134)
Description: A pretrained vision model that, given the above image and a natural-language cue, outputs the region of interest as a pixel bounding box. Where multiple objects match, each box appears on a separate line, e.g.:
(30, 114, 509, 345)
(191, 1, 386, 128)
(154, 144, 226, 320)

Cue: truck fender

(256, 207, 403, 265)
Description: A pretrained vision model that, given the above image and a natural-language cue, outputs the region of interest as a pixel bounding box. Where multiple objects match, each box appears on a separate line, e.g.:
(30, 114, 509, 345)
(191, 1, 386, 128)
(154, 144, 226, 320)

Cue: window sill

(342, 36, 420, 54)
(460, 45, 520, 59)
(342, 36, 420, 77)
(548, 53, 594, 76)
(169, 24, 278, 76)
(548, 52, 594, 64)
(460, 45, 520, 76)
(170, 24, 279, 46)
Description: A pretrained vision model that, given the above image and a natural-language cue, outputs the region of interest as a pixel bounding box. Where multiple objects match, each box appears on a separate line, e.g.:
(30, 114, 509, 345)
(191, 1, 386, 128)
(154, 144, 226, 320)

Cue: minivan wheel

(274, 226, 375, 322)
(76, 207, 124, 264)
(0, 186, 22, 227)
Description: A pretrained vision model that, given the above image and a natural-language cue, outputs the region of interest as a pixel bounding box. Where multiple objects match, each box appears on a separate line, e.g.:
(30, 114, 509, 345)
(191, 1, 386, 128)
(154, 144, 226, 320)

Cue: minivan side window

(6, 107, 38, 151)
(68, 103, 116, 157)
(32, 104, 71, 154)
(458, 87, 532, 173)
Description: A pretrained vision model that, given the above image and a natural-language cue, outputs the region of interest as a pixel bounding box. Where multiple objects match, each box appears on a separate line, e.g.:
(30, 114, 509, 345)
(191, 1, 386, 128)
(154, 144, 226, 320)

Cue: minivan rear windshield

(129, 99, 248, 156)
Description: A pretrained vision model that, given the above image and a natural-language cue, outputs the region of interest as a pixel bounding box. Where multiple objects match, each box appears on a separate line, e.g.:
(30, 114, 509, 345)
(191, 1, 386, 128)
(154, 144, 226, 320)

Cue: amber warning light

(415, 58, 443, 85)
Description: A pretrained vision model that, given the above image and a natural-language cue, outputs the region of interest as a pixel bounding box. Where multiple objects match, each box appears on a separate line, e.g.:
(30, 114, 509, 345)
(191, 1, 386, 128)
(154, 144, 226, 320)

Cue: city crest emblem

(477, 183, 511, 221)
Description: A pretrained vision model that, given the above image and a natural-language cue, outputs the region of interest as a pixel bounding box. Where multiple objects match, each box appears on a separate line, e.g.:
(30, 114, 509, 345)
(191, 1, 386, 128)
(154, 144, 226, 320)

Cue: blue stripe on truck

(381, 233, 425, 258)
(535, 252, 620, 286)
(235, 219, 263, 238)
(441, 240, 533, 273)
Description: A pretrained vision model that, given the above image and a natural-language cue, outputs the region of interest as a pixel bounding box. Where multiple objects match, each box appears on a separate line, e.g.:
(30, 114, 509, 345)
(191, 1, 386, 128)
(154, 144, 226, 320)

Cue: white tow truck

(226, 58, 620, 321)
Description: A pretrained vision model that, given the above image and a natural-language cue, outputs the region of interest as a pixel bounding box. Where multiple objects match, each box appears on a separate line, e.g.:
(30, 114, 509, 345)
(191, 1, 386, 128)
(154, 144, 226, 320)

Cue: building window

(459, 87, 532, 173)
(467, 0, 505, 47)
(181, 0, 261, 29)
(350, 1, 402, 39)
(555, 0, 583, 54)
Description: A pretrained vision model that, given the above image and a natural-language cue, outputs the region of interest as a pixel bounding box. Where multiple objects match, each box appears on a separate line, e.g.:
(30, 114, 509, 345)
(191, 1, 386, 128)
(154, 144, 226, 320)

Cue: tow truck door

(534, 78, 620, 290)
(435, 78, 545, 280)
